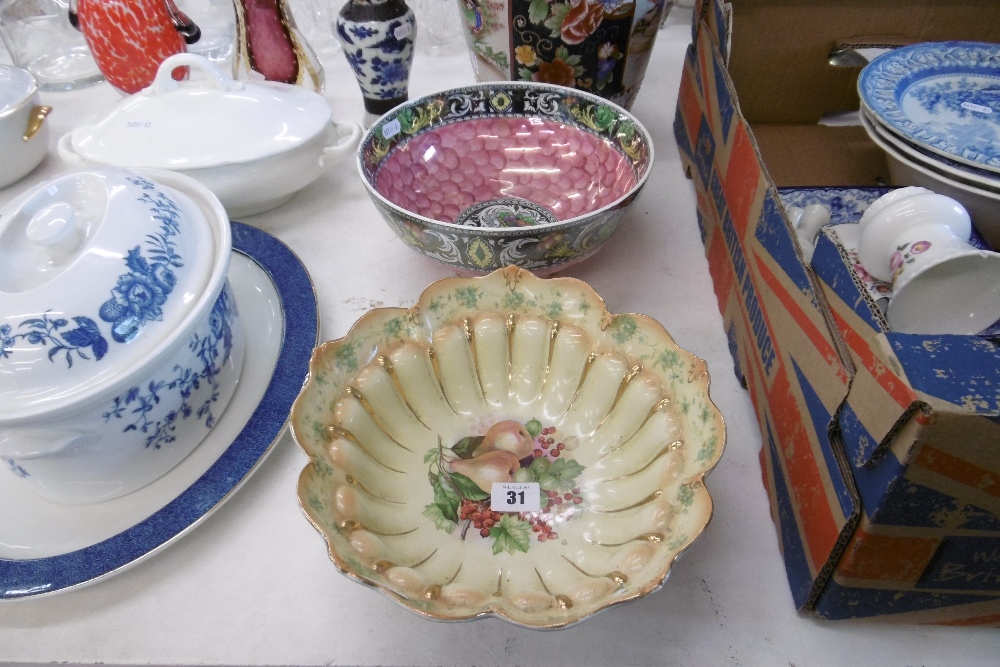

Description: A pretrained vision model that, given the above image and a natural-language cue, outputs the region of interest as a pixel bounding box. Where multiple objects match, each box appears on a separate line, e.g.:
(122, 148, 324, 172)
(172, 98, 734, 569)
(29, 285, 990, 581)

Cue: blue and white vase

(335, 0, 417, 127)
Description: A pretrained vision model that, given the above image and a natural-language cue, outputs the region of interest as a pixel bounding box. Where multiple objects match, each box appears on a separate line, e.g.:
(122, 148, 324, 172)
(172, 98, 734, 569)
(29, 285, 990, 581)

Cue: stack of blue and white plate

(858, 41, 1000, 249)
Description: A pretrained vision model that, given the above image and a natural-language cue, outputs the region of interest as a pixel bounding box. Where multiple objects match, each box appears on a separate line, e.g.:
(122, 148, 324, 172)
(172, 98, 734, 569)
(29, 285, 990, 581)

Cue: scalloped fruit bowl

(289, 267, 725, 628)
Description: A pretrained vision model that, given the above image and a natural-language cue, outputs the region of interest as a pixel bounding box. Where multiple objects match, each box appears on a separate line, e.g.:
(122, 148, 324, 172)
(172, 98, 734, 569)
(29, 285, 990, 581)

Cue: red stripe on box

(837, 527, 939, 582)
(723, 123, 762, 237)
(830, 309, 918, 410)
(753, 252, 843, 374)
(937, 612, 1000, 627)
(678, 65, 703, 153)
(734, 297, 840, 572)
(765, 366, 842, 570)
(914, 446, 1000, 501)
(706, 225, 735, 301)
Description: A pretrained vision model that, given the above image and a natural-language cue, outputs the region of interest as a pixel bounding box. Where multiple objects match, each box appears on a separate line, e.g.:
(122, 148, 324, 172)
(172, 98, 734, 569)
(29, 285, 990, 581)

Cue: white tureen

(57, 54, 361, 218)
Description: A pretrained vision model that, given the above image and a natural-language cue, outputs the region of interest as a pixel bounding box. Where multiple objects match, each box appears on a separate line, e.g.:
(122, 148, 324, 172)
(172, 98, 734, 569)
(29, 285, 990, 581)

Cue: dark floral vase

(454, 0, 670, 109)
(335, 0, 417, 126)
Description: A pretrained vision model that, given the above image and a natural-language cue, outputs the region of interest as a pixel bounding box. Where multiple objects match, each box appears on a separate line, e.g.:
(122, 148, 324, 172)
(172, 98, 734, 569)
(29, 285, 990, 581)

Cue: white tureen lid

(0, 65, 37, 114)
(66, 53, 333, 169)
(0, 168, 224, 418)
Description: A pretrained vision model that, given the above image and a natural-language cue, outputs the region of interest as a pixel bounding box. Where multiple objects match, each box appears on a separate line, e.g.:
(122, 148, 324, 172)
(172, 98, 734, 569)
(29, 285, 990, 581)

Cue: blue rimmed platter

(0, 222, 318, 599)
(858, 41, 1000, 173)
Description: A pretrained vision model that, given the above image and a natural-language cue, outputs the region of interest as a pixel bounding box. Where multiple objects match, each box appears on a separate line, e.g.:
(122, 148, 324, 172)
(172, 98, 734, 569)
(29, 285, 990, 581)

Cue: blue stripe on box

(886, 333, 1000, 415)
(711, 49, 734, 144)
(694, 115, 716, 190)
(920, 536, 1000, 592)
(848, 442, 908, 522)
(838, 402, 879, 468)
(690, 42, 702, 91)
(809, 233, 884, 331)
(673, 108, 694, 163)
(754, 191, 818, 302)
(764, 415, 815, 609)
(791, 358, 855, 519)
(958, 503, 1000, 532)
(847, 451, 1000, 530)
(713, 0, 729, 61)
(815, 577, 995, 619)
(726, 321, 743, 385)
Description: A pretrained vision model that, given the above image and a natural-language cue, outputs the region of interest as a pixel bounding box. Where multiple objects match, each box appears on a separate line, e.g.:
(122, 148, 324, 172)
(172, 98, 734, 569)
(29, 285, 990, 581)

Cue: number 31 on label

(491, 482, 540, 513)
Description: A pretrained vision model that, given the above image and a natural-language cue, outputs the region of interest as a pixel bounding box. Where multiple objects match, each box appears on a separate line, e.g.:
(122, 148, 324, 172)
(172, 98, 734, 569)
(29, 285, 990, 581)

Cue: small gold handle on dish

(23, 105, 52, 142)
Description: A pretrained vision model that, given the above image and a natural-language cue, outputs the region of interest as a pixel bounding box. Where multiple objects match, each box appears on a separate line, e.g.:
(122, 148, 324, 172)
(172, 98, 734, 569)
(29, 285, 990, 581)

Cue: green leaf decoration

(512, 467, 536, 483)
(537, 473, 560, 490)
(529, 456, 552, 477)
(452, 435, 485, 459)
(423, 447, 440, 465)
(423, 503, 457, 533)
(544, 3, 570, 37)
(431, 472, 461, 522)
(555, 46, 571, 62)
(397, 107, 416, 133)
(490, 515, 531, 555)
(611, 315, 638, 343)
(525, 419, 543, 437)
(449, 471, 490, 501)
(594, 105, 618, 130)
(528, 0, 550, 24)
(542, 458, 585, 492)
(518, 67, 535, 81)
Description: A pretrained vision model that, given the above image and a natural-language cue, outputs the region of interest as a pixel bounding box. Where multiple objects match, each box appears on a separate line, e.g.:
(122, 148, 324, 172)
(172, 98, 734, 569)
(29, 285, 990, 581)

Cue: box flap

(727, 0, 1000, 124)
(751, 124, 888, 187)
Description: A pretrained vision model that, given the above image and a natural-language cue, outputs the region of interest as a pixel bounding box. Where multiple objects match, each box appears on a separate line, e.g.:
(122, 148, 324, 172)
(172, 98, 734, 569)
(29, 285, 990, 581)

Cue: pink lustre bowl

(358, 82, 653, 274)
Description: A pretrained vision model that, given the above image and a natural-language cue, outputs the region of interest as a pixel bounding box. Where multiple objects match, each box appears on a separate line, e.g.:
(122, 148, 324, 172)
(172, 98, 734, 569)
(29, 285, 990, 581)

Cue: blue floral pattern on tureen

(101, 284, 237, 450)
(0, 175, 183, 367)
(858, 41, 1000, 171)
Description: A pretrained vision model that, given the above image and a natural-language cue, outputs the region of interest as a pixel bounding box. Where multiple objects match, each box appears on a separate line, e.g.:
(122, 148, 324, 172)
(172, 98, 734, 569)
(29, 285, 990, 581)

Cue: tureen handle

(150, 53, 244, 95)
(0, 430, 98, 460)
(319, 121, 363, 169)
(56, 133, 90, 167)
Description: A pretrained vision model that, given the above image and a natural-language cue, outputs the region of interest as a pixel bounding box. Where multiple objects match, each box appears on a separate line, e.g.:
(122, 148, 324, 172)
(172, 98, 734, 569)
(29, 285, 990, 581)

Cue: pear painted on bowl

(477, 420, 535, 460)
(448, 449, 520, 494)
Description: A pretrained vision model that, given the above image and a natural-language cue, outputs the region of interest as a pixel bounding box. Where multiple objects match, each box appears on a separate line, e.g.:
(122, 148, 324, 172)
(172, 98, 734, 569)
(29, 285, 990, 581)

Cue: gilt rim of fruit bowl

(289, 266, 725, 628)
(356, 81, 655, 234)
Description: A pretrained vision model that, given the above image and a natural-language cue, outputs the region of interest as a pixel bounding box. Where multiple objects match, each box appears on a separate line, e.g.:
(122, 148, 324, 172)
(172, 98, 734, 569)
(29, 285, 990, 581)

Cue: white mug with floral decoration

(855, 188, 1000, 334)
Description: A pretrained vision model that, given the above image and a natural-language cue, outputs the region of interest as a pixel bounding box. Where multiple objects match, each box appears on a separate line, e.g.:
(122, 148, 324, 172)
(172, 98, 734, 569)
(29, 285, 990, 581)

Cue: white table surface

(3, 8, 1000, 666)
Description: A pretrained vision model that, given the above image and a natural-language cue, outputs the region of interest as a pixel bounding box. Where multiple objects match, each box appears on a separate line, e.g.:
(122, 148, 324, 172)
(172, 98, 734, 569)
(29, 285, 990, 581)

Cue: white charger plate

(862, 108, 1000, 193)
(859, 108, 1000, 208)
(0, 222, 318, 599)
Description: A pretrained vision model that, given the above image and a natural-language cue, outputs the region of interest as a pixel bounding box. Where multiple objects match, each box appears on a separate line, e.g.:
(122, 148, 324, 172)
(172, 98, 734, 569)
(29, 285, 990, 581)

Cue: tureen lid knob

(25, 201, 82, 257)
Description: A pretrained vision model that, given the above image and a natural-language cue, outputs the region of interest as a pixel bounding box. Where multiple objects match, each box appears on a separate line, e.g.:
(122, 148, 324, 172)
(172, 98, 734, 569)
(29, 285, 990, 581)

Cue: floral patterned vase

(335, 0, 417, 127)
(455, 0, 670, 109)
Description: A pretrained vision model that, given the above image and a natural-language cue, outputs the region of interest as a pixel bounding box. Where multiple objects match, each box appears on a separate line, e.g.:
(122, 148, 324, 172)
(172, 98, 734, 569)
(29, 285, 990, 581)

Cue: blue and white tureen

(0, 167, 245, 504)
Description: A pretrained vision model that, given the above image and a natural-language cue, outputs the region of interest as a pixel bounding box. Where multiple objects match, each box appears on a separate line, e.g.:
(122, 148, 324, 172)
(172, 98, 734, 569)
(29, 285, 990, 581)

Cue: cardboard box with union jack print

(674, 0, 1000, 622)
